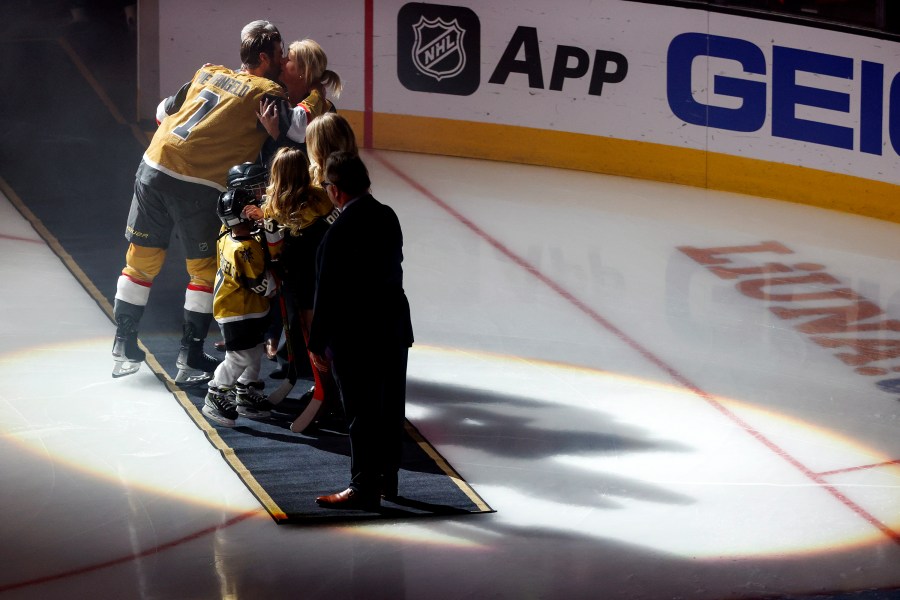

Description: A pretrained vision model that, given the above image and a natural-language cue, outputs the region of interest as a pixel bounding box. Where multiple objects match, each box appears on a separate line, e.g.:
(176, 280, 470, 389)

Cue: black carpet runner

(0, 6, 492, 524)
(174, 373, 492, 523)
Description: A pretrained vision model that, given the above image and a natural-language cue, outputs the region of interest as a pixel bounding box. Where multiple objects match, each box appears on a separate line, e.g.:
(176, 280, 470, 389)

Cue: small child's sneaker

(234, 381, 272, 419)
(203, 385, 238, 427)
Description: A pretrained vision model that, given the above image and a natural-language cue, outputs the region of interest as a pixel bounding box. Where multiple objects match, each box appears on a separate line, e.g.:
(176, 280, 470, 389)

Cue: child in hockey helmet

(204, 187, 277, 427)
(222, 162, 277, 355)
(216, 187, 260, 230)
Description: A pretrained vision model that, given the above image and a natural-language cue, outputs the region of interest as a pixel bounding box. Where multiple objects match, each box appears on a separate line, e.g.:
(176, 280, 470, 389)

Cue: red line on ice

(370, 150, 900, 548)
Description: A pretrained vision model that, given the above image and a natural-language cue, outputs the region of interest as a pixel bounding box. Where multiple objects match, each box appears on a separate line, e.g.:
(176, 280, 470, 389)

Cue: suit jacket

(308, 194, 414, 357)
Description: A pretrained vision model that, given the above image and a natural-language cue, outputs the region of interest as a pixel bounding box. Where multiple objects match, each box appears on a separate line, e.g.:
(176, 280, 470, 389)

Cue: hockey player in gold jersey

(112, 20, 326, 382)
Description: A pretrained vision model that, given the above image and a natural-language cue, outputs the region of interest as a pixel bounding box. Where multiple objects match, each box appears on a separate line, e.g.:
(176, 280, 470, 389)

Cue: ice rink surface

(1, 149, 899, 599)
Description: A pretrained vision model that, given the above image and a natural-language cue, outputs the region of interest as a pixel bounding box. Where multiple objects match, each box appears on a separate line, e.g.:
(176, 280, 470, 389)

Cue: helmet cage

(226, 162, 268, 200)
(241, 179, 267, 200)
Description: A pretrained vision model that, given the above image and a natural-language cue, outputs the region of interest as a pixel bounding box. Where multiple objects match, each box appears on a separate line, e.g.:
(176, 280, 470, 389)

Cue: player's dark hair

(325, 151, 370, 198)
(240, 20, 282, 69)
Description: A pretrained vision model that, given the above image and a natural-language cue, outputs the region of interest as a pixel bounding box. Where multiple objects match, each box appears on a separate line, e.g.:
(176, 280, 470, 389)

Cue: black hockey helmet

(226, 162, 267, 197)
(217, 188, 258, 228)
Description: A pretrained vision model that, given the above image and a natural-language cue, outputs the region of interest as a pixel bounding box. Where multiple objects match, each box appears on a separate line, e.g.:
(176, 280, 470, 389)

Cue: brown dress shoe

(316, 487, 379, 510)
(214, 340, 225, 352)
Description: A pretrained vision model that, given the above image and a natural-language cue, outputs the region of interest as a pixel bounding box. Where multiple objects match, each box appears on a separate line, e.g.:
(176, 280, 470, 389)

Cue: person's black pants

(332, 344, 409, 494)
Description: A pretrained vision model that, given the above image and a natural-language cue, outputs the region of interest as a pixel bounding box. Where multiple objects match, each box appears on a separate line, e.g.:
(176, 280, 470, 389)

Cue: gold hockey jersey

(213, 232, 271, 324)
(145, 65, 287, 190)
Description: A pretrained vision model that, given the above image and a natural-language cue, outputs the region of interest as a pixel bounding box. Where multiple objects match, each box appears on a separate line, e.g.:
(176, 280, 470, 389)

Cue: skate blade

(112, 360, 141, 378)
(201, 405, 236, 427)
(236, 407, 271, 419)
(174, 368, 213, 385)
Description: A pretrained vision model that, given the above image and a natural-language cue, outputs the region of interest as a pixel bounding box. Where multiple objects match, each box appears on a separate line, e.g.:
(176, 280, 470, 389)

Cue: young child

(258, 147, 339, 422)
(214, 162, 273, 354)
(203, 187, 278, 427)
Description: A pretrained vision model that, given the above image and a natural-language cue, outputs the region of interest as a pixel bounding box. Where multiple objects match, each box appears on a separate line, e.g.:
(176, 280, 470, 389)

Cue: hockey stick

(266, 282, 295, 405)
(289, 370, 325, 432)
(289, 325, 330, 432)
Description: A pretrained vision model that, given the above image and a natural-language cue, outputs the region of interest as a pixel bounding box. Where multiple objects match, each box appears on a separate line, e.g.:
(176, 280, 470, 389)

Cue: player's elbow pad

(155, 99, 168, 125)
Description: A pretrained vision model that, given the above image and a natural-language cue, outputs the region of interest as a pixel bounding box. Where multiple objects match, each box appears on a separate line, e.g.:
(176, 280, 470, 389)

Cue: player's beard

(266, 62, 281, 82)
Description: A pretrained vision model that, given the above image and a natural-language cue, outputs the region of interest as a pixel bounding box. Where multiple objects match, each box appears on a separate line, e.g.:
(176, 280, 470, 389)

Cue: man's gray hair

(241, 20, 279, 41)
(240, 20, 282, 68)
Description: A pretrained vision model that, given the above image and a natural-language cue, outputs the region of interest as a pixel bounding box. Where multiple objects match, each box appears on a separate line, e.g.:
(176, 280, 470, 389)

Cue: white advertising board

(157, 1, 900, 199)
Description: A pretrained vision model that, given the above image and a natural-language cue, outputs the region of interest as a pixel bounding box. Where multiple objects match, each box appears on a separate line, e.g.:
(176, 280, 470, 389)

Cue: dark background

(0, 1, 250, 382)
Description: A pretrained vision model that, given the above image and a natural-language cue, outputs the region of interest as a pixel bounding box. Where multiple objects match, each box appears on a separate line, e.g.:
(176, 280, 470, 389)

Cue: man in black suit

(309, 151, 414, 510)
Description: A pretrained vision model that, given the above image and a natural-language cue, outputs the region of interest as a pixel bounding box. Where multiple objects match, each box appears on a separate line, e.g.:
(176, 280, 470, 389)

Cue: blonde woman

(305, 112, 359, 186)
(258, 39, 341, 145)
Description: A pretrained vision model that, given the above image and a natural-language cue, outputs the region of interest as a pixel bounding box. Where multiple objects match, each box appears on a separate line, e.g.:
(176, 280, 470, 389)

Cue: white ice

(1, 150, 899, 599)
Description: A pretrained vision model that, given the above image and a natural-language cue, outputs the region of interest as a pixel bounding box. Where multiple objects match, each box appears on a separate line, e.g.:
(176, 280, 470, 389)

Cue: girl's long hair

(263, 146, 311, 236)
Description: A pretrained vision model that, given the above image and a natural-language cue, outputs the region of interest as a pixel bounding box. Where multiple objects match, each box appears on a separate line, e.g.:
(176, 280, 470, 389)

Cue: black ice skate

(202, 385, 238, 427)
(175, 340, 220, 384)
(174, 322, 220, 384)
(234, 381, 272, 419)
(111, 316, 145, 378)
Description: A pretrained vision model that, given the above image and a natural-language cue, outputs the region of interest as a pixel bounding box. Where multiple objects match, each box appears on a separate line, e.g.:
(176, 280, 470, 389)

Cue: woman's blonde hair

(263, 146, 311, 236)
(288, 39, 342, 99)
(306, 113, 359, 185)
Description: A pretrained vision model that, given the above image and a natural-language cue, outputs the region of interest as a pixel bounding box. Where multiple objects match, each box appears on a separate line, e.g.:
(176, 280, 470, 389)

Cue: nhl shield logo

(411, 16, 466, 81)
(398, 3, 480, 95)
